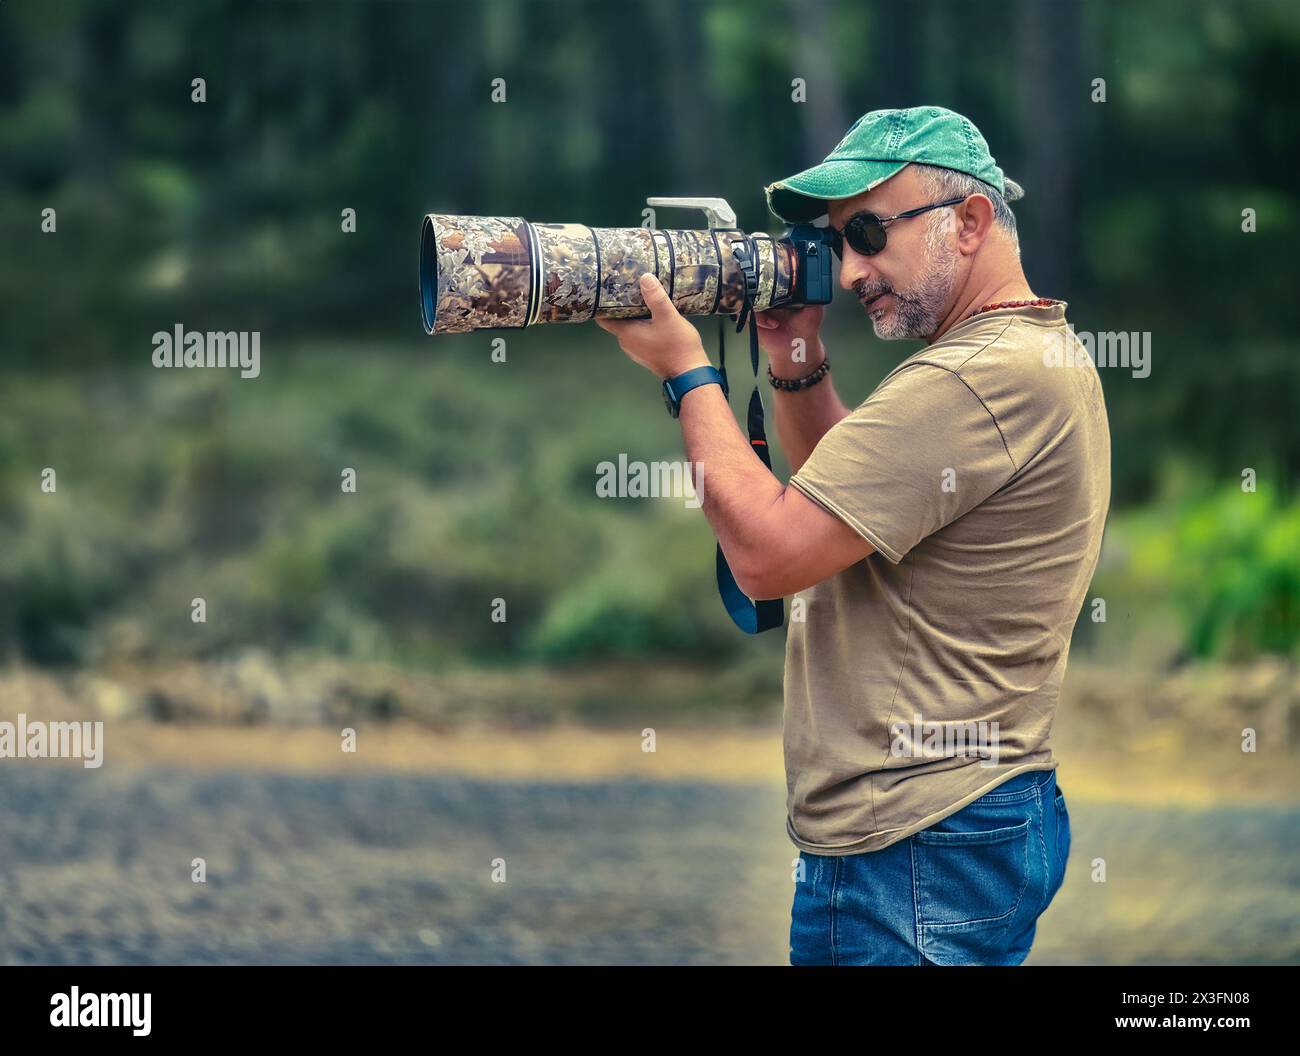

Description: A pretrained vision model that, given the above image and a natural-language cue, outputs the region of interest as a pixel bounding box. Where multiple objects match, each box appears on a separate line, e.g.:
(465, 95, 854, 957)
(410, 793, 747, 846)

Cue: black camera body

(784, 224, 837, 307)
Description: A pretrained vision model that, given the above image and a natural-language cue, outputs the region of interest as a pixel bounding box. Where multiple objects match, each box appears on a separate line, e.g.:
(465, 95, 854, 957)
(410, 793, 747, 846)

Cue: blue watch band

(662, 365, 727, 418)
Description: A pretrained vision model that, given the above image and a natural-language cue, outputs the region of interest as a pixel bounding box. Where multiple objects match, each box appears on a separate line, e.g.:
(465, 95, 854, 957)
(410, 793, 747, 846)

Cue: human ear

(956, 194, 995, 254)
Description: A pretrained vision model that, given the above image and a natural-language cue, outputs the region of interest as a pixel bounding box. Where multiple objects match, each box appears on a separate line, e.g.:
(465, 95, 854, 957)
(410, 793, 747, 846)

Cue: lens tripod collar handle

(645, 197, 737, 230)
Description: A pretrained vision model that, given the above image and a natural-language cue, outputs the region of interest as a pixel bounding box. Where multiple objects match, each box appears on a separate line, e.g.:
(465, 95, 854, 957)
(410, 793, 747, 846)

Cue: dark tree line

(1, 0, 1297, 501)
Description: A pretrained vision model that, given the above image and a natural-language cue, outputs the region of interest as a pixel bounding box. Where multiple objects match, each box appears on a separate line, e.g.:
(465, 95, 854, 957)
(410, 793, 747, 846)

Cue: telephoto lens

(419, 197, 833, 335)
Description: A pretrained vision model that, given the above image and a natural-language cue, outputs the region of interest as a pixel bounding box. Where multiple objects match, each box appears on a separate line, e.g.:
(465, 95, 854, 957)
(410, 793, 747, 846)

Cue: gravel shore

(2, 763, 1296, 965)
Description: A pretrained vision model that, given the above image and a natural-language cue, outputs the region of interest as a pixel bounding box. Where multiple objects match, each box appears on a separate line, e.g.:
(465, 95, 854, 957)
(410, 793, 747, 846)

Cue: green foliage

(1127, 480, 1300, 661)
(0, 335, 748, 667)
(527, 520, 737, 662)
(0, 0, 1296, 669)
(1091, 469, 1300, 663)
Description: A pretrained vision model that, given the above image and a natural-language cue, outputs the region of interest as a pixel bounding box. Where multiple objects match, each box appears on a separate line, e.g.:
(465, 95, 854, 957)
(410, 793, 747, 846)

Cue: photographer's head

(828, 164, 1019, 340)
(765, 106, 1027, 342)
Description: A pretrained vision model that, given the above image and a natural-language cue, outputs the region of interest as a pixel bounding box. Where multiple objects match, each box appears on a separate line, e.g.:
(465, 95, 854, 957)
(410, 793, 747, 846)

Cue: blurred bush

(1086, 464, 1299, 664)
(1126, 477, 1299, 661)
(0, 336, 751, 669)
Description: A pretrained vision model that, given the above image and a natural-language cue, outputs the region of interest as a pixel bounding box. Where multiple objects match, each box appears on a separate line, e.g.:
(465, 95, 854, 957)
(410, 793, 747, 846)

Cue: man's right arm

(756, 305, 851, 473)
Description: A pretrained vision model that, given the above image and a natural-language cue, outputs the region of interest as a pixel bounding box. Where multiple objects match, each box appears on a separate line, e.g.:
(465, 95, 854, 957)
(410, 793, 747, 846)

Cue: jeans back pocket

(913, 818, 1032, 964)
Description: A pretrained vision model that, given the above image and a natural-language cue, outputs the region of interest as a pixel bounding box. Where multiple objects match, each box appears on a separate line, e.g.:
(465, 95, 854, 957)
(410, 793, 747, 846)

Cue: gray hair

(912, 163, 1020, 255)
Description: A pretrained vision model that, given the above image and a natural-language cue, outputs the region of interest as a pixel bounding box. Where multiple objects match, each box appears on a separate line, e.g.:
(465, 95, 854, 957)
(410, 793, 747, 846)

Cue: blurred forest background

(1, 0, 1294, 693)
(0, 0, 1297, 966)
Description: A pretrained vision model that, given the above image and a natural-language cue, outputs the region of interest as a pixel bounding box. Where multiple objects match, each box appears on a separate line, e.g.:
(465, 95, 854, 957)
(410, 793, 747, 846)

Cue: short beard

(853, 211, 961, 340)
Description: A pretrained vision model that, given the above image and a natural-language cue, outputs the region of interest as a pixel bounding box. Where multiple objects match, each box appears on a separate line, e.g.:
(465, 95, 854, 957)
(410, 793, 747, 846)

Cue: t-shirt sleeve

(788, 363, 1017, 563)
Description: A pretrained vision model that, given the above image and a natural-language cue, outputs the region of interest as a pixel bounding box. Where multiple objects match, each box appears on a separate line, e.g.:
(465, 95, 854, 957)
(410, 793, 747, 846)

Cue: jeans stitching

(1034, 782, 1049, 908)
(909, 838, 924, 965)
(829, 856, 842, 967)
(1053, 793, 1069, 896)
(976, 790, 1038, 805)
(977, 770, 1054, 804)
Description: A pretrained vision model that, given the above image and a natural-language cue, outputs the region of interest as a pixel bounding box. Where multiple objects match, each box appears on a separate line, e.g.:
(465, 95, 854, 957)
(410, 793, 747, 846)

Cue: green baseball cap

(765, 105, 1024, 223)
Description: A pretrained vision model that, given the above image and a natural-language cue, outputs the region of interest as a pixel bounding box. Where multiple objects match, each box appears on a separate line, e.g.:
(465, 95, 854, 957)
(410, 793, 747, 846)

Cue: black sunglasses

(829, 196, 968, 259)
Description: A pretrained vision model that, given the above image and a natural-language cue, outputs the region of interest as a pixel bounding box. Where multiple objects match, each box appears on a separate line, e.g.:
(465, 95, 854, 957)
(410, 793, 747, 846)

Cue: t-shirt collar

(942, 299, 1069, 339)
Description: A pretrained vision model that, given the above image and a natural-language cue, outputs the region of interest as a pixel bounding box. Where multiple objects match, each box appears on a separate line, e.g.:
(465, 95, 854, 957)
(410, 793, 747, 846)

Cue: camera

(420, 197, 834, 335)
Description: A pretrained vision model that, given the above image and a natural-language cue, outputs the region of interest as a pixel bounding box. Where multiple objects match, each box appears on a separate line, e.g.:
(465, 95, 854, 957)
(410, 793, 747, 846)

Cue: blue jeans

(790, 769, 1071, 965)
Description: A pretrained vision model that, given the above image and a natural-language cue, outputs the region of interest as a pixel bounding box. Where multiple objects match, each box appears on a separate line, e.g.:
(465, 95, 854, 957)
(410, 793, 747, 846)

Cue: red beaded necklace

(966, 297, 1062, 320)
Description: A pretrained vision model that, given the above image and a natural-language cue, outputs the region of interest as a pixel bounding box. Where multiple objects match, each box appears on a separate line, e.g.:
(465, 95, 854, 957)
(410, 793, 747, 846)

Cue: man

(597, 106, 1110, 965)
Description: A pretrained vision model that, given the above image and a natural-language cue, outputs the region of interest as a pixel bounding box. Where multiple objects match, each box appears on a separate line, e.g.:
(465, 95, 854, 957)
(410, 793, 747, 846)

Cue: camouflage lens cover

(422, 212, 811, 333)
(422, 214, 533, 334)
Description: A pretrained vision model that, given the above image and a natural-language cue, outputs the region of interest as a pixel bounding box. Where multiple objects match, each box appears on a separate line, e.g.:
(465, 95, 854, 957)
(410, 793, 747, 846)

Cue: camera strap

(712, 237, 785, 635)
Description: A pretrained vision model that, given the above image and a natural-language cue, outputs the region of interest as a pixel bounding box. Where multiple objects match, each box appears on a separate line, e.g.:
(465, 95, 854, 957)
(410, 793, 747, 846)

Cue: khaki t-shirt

(783, 301, 1110, 855)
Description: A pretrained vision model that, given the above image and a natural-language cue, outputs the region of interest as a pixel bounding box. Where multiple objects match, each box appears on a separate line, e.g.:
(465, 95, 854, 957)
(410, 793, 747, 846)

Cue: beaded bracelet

(768, 356, 831, 391)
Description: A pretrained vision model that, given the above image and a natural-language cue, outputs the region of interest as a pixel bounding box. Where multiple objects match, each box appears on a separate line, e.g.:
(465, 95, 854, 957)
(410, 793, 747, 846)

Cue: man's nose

(837, 248, 878, 291)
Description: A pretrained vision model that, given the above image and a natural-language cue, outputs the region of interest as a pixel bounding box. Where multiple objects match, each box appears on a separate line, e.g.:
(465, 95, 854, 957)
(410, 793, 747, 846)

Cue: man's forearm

(771, 356, 852, 473)
(676, 381, 785, 589)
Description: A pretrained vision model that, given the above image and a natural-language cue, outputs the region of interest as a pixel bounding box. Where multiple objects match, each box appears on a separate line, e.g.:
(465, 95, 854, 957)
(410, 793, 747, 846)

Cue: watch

(662, 365, 727, 418)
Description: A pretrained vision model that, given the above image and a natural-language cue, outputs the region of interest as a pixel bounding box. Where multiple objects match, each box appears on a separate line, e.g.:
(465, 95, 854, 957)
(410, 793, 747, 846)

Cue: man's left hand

(595, 273, 711, 380)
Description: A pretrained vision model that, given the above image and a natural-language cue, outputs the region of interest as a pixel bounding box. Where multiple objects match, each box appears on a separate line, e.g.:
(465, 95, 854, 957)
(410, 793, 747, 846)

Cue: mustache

(852, 277, 896, 306)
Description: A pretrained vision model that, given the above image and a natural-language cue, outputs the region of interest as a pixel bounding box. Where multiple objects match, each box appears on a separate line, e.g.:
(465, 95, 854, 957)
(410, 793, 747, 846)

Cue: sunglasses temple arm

(885, 196, 969, 223)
